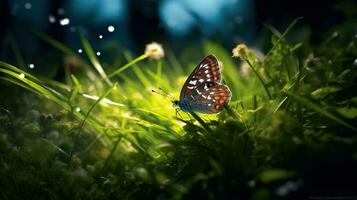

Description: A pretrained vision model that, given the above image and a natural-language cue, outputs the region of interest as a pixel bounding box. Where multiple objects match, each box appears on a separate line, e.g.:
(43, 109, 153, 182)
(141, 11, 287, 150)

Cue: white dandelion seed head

(145, 42, 165, 59)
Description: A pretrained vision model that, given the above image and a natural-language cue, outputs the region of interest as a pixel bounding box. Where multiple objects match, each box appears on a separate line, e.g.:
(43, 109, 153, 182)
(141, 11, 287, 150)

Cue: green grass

(1, 18, 357, 199)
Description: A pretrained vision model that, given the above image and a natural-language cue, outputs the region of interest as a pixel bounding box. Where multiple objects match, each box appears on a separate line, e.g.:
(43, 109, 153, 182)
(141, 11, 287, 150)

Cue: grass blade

(246, 59, 272, 99)
(108, 54, 148, 78)
(28, 26, 78, 56)
(285, 91, 357, 132)
(69, 75, 81, 105)
(77, 82, 118, 134)
(71, 82, 118, 158)
(190, 112, 213, 133)
(7, 33, 26, 69)
(263, 17, 303, 62)
(80, 36, 112, 85)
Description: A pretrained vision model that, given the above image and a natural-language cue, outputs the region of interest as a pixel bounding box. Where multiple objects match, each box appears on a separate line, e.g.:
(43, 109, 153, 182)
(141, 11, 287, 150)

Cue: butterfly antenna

(158, 87, 175, 99)
(151, 88, 175, 100)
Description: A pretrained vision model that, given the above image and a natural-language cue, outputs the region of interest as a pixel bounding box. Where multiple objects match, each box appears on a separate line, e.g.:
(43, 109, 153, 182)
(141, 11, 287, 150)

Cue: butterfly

(173, 55, 232, 114)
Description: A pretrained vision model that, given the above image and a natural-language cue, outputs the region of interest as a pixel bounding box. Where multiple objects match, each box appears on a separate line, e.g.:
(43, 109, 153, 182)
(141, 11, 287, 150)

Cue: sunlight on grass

(1, 17, 357, 198)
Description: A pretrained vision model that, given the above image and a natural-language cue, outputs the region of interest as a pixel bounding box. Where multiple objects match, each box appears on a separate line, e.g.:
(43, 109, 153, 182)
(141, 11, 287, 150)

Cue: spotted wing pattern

(183, 82, 232, 113)
(180, 55, 221, 99)
(179, 55, 232, 114)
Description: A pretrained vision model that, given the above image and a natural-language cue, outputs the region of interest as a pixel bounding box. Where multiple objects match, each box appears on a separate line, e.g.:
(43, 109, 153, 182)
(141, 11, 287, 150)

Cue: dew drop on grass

(59, 18, 70, 26)
(107, 25, 115, 32)
(78, 49, 83, 53)
(19, 73, 25, 78)
(99, 35, 103, 39)
(24, 2, 32, 10)
(48, 15, 56, 23)
(76, 107, 81, 112)
(96, 51, 101, 56)
(353, 59, 357, 66)
(28, 64, 34, 69)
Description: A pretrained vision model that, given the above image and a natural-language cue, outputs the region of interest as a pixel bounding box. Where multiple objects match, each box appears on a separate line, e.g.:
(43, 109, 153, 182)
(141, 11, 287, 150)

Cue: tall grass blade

(0, 61, 42, 82)
(108, 54, 148, 78)
(1, 61, 109, 143)
(263, 17, 303, 62)
(80, 36, 112, 85)
(7, 33, 26, 69)
(69, 75, 81, 105)
(190, 112, 213, 133)
(286, 91, 357, 132)
(77, 82, 118, 135)
(28, 26, 78, 56)
(246, 59, 272, 99)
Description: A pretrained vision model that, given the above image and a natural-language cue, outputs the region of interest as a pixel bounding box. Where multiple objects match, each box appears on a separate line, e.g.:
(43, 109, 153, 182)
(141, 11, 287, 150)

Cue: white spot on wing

(206, 74, 211, 78)
(189, 80, 197, 85)
(202, 95, 207, 99)
(208, 104, 212, 106)
(199, 79, 204, 83)
(207, 96, 211, 99)
(205, 70, 209, 74)
(187, 86, 194, 89)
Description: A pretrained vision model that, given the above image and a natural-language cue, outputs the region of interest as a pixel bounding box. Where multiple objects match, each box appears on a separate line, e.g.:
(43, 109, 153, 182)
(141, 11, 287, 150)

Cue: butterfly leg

(186, 112, 193, 122)
(175, 108, 184, 120)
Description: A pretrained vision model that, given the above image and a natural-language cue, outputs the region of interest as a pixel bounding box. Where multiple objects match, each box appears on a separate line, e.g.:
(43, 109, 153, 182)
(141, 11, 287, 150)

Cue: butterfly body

(175, 55, 232, 114)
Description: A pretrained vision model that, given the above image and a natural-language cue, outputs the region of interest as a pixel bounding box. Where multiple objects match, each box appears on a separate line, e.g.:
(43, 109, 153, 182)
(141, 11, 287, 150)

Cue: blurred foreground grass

(1, 18, 357, 199)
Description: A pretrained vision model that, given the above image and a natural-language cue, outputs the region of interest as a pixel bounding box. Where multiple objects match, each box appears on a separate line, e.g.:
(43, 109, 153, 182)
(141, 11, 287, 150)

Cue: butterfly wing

(182, 82, 232, 114)
(179, 55, 221, 101)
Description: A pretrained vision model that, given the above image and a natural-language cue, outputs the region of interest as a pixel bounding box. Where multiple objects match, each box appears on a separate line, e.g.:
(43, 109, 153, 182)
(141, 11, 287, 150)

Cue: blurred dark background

(0, 0, 354, 67)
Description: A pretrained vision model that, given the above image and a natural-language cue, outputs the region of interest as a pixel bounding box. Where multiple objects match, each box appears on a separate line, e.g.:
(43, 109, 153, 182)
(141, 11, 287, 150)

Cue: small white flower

(232, 43, 249, 60)
(145, 42, 165, 59)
